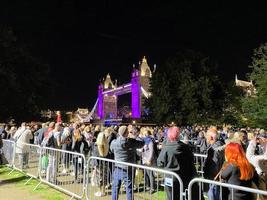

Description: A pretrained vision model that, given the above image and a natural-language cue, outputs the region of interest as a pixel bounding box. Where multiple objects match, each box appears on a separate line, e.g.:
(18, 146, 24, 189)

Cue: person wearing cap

(110, 125, 145, 200)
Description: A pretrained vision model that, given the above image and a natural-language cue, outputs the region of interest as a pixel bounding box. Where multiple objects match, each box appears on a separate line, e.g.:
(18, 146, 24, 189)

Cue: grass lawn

(0, 166, 69, 200)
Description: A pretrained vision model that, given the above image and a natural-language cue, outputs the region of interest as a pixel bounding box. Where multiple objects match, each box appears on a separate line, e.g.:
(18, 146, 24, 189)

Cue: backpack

(83, 140, 90, 155)
(46, 134, 55, 148)
(152, 138, 159, 158)
(41, 134, 55, 148)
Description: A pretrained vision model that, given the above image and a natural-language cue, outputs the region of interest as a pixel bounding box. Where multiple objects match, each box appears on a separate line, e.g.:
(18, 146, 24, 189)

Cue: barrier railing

(187, 178, 267, 200)
(38, 147, 86, 200)
(193, 153, 207, 177)
(13, 142, 41, 182)
(86, 156, 184, 200)
(1, 139, 15, 167)
(1, 140, 267, 200)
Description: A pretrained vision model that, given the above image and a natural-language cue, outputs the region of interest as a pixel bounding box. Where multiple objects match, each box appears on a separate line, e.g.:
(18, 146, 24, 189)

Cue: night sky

(1, 1, 267, 110)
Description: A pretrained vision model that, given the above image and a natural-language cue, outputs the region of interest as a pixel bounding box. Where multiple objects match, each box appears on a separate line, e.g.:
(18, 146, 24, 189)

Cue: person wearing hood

(157, 126, 201, 200)
(110, 125, 145, 200)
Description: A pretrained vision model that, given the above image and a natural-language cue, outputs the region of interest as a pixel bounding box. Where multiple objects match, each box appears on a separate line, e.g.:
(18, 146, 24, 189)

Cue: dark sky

(1, 1, 267, 110)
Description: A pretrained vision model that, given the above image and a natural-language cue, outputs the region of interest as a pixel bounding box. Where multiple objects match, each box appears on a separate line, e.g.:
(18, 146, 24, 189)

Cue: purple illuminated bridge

(97, 57, 152, 119)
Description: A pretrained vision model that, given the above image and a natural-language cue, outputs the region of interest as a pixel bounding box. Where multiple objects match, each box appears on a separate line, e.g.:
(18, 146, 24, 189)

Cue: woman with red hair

(221, 142, 254, 200)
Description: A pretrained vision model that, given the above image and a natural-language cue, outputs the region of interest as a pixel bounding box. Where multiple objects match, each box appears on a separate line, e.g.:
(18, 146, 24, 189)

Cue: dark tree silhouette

(0, 27, 52, 122)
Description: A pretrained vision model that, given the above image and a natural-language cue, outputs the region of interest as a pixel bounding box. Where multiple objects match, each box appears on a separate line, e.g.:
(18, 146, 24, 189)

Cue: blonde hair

(84, 126, 91, 133)
(247, 132, 255, 140)
(234, 131, 244, 140)
(74, 129, 82, 142)
(103, 127, 111, 137)
(140, 127, 147, 137)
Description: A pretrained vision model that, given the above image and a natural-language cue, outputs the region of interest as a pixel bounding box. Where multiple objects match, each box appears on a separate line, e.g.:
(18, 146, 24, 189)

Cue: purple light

(131, 69, 141, 118)
(98, 84, 104, 119)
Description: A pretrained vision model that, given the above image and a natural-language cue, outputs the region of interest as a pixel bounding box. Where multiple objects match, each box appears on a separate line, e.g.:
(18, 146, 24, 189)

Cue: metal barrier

(187, 178, 267, 200)
(1, 139, 15, 167)
(2, 140, 267, 200)
(38, 147, 86, 199)
(13, 142, 41, 182)
(86, 156, 184, 200)
(193, 153, 207, 177)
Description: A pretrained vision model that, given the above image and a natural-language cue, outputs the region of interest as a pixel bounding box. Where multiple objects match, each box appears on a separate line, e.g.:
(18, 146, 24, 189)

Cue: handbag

(207, 184, 220, 200)
(41, 155, 48, 170)
(207, 168, 223, 200)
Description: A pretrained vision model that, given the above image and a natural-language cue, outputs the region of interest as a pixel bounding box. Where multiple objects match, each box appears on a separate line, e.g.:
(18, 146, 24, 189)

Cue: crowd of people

(0, 122, 266, 200)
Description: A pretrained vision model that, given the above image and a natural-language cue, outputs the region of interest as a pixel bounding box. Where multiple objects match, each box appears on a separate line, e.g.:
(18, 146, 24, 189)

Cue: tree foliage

(221, 83, 244, 126)
(147, 50, 224, 125)
(0, 27, 52, 122)
(242, 43, 267, 128)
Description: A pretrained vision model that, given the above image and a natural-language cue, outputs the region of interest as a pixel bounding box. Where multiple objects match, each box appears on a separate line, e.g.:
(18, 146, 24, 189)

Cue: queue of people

(0, 122, 266, 200)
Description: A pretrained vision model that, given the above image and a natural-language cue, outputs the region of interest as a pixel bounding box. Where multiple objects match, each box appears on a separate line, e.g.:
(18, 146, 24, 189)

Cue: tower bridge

(97, 56, 154, 120)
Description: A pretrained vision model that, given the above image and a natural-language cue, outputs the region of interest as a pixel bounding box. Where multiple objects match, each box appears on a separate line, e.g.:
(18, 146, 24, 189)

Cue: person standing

(71, 128, 87, 183)
(246, 131, 267, 199)
(221, 143, 254, 200)
(157, 126, 201, 200)
(110, 126, 145, 200)
(0, 134, 3, 164)
(15, 125, 33, 169)
(45, 122, 61, 183)
(141, 129, 155, 193)
(35, 123, 48, 145)
(203, 127, 225, 180)
(61, 127, 72, 174)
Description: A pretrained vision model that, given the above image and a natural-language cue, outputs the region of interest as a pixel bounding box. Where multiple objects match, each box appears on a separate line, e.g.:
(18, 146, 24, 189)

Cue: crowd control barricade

(1, 139, 15, 167)
(38, 147, 86, 199)
(13, 142, 42, 184)
(193, 154, 207, 177)
(86, 156, 184, 200)
(187, 178, 267, 200)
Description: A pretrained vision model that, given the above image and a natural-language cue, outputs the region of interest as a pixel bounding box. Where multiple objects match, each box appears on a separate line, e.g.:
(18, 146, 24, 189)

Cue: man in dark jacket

(110, 125, 145, 200)
(203, 127, 226, 199)
(203, 127, 225, 180)
(157, 126, 202, 200)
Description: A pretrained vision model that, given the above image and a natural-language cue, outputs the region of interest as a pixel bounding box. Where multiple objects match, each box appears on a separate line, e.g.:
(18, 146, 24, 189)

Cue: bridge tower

(139, 56, 152, 113)
(97, 57, 153, 120)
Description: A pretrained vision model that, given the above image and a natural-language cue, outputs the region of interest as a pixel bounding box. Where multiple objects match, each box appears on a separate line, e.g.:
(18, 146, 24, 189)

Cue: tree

(0, 27, 52, 122)
(147, 50, 224, 125)
(242, 43, 267, 128)
(221, 82, 244, 126)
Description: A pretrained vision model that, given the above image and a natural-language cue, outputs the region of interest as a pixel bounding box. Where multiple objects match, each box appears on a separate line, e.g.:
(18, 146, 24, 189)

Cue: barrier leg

(8, 168, 15, 175)
(33, 181, 42, 191)
(24, 177, 33, 185)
